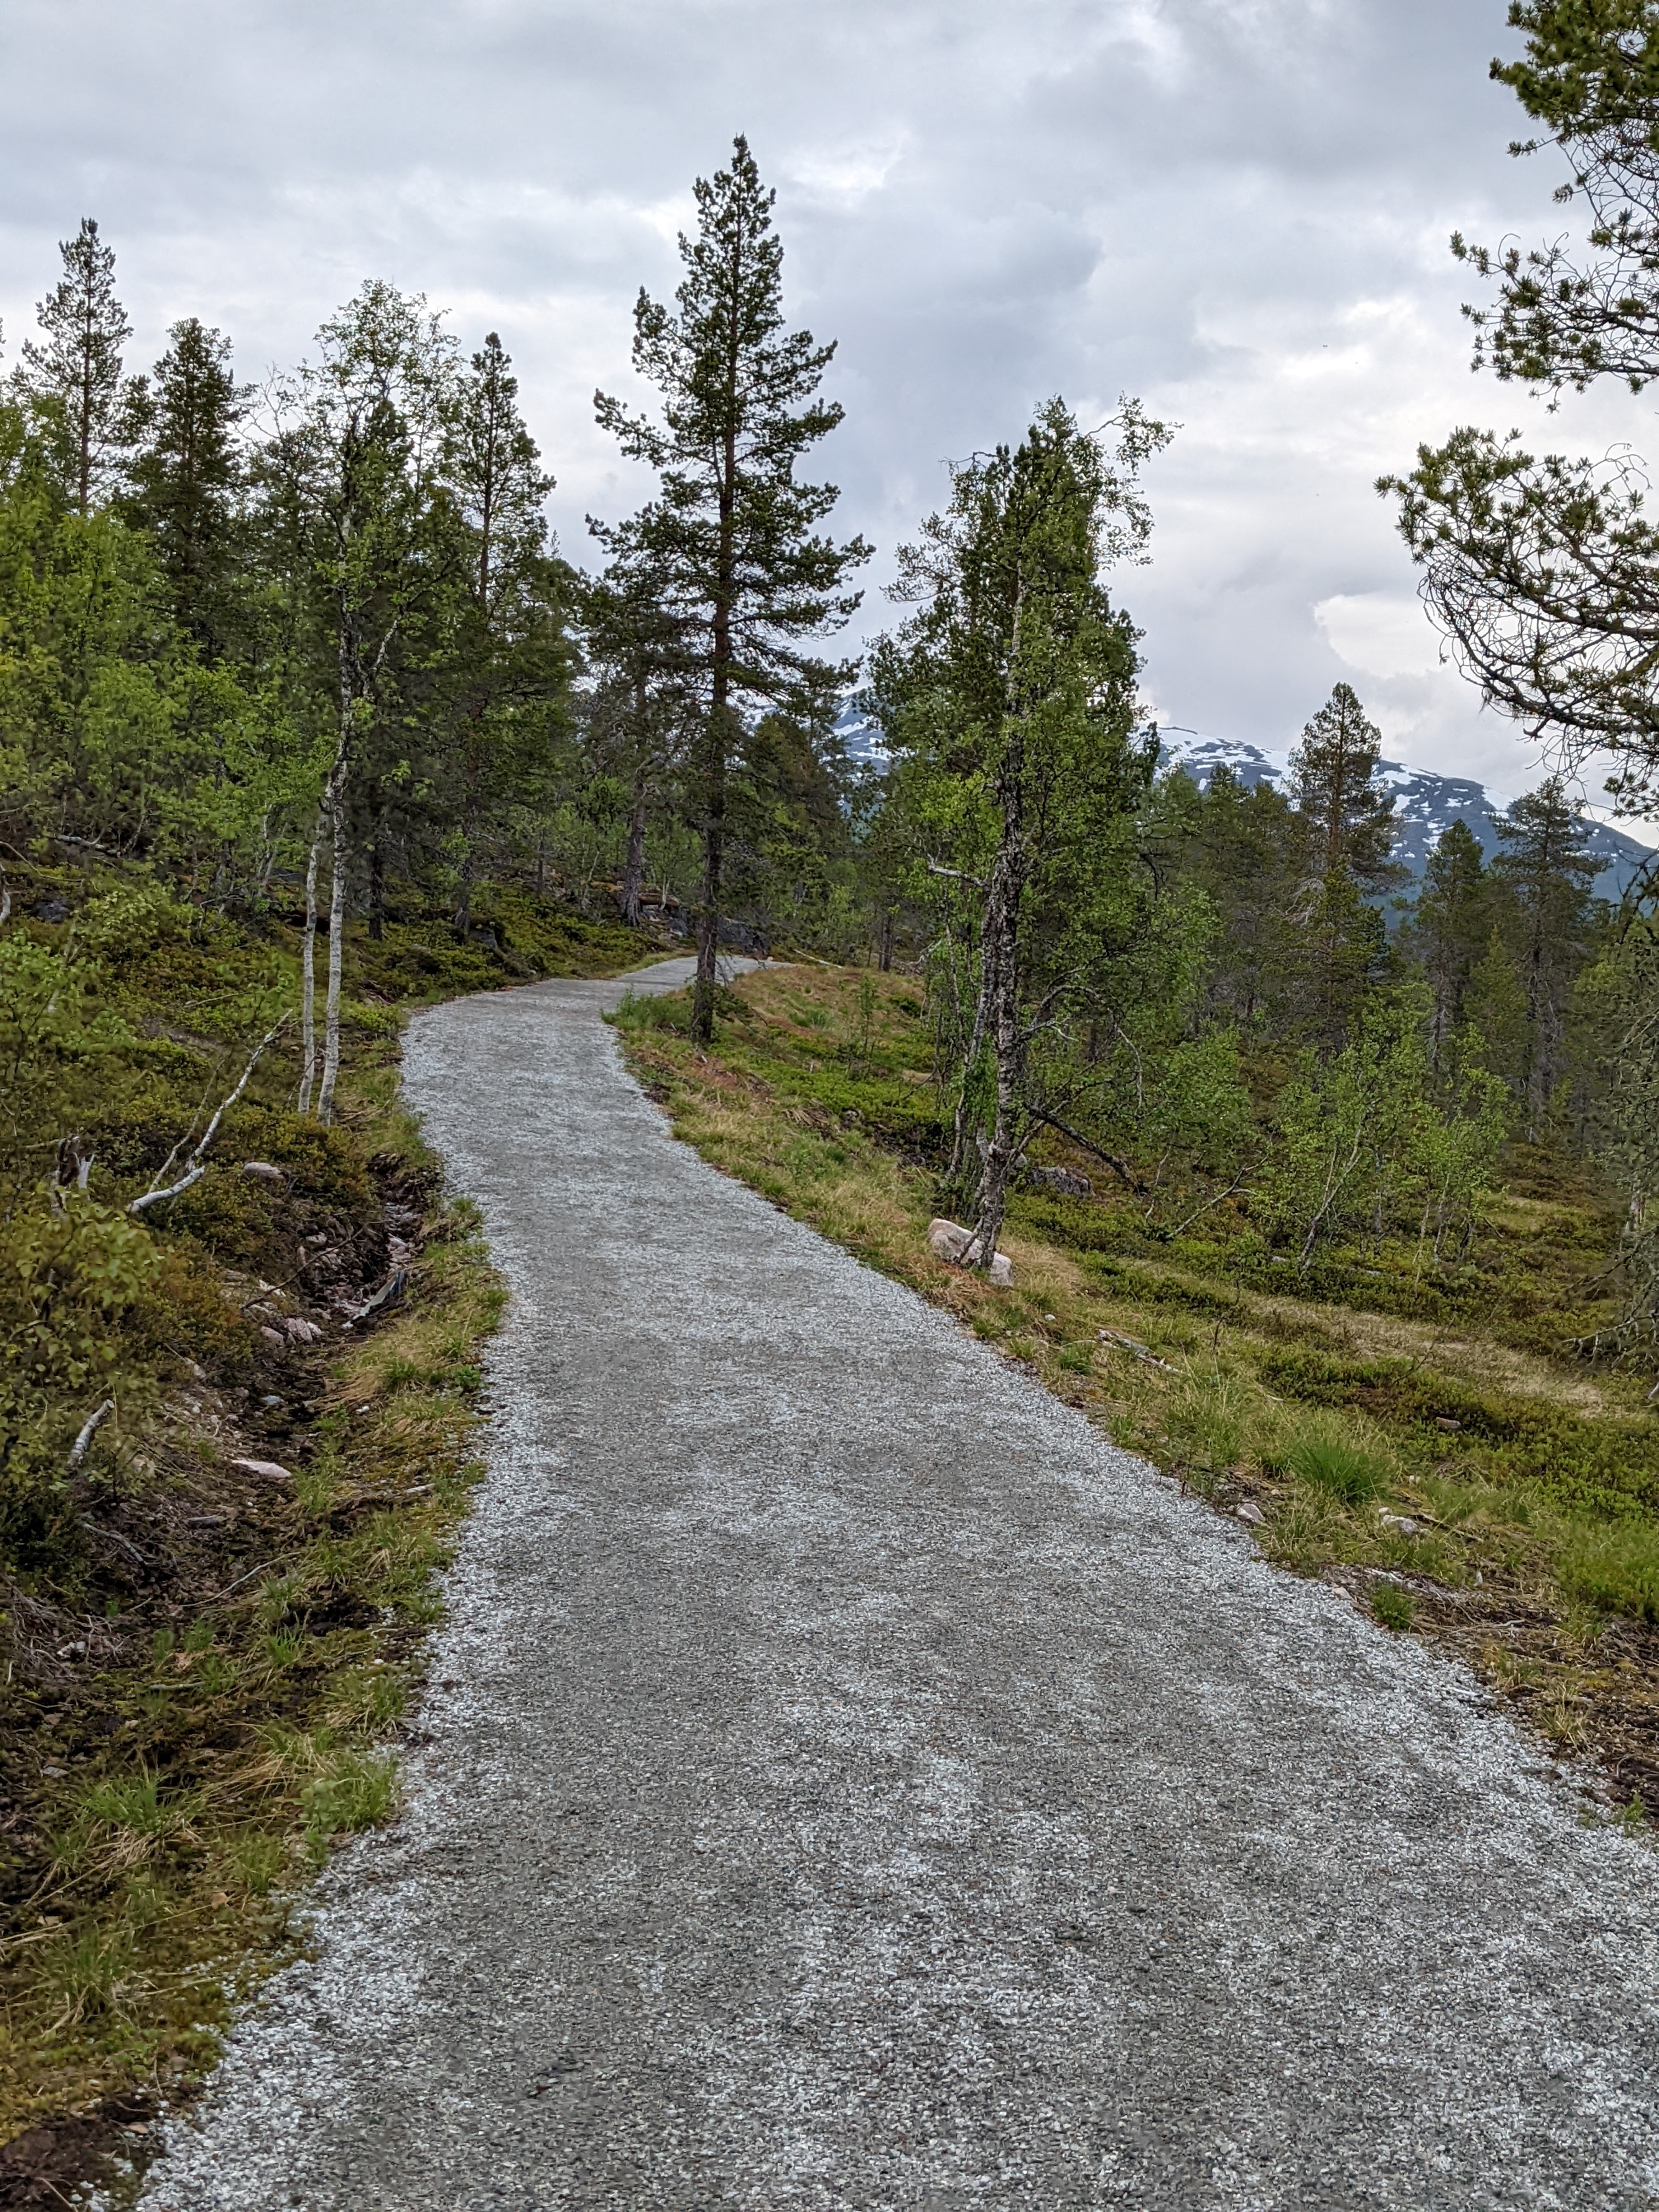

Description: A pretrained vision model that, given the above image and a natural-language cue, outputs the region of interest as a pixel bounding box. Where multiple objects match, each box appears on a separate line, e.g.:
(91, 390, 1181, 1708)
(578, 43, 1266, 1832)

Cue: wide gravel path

(136, 960, 1659, 2210)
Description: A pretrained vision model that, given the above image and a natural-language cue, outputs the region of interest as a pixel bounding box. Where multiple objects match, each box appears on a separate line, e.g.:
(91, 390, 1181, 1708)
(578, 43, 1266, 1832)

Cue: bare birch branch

(67, 1398, 115, 1473)
(128, 1016, 290, 1216)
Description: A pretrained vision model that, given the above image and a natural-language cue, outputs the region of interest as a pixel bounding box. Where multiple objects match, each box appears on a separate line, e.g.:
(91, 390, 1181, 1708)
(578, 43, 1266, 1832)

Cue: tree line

(2, 89, 1655, 1357)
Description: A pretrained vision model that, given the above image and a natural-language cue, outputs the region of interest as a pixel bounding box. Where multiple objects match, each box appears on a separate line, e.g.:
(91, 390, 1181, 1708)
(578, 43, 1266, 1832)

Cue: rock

(927, 1218, 1014, 1285)
(1235, 1501, 1266, 1526)
(284, 1317, 324, 1343)
(241, 1161, 286, 1182)
(1435, 1417, 1463, 1434)
(1028, 1165, 1094, 1199)
(1380, 1513, 1418, 1536)
(258, 1325, 285, 1346)
(230, 1455, 294, 1483)
(31, 897, 69, 923)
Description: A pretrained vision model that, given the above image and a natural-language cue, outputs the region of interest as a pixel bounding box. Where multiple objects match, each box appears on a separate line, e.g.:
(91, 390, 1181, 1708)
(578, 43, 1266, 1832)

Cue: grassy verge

(0, 863, 657, 2202)
(616, 962, 1659, 1830)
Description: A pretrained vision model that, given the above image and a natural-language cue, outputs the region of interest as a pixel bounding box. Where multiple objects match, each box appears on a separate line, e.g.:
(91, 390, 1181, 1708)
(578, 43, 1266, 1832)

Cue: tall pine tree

(17, 217, 132, 515)
(592, 135, 868, 1039)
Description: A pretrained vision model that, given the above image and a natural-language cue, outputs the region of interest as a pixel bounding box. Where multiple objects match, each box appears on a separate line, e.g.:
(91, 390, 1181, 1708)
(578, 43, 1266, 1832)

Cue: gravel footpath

(133, 959, 1659, 2210)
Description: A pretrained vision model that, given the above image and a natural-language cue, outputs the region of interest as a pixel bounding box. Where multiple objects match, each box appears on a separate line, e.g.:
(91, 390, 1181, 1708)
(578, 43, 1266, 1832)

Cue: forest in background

(8, 0, 1659, 2165)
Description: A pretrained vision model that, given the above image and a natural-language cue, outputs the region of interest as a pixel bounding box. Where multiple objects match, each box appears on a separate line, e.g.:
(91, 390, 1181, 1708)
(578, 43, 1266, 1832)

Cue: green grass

(617, 958, 1659, 1827)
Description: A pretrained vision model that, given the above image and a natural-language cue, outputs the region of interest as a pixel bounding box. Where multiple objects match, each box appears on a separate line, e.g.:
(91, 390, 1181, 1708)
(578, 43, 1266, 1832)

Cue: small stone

(229, 1455, 294, 1483)
(988, 1252, 1014, 1288)
(1435, 1417, 1462, 1434)
(284, 1317, 324, 1343)
(1380, 1512, 1418, 1536)
(1235, 1501, 1266, 1526)
(41, 1763, 66, 1777)
(258, 1325, 284, 1346)
(240, 1161, 286, 1182)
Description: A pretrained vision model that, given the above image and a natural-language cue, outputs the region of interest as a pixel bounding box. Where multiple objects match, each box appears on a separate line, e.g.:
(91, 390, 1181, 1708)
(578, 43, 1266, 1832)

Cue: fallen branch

(1164, 1170, 1252, 1241)
(128, 1015, 289, 1216)
(80, 1516, 147, 1565)
(67, 1399, 115, 1472)
(1097, 1327, 1174, 1372)
(1028, 1110, 1144, 1195)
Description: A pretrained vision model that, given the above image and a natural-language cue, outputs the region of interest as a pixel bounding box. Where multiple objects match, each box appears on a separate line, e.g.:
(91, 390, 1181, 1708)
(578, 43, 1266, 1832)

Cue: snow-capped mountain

(1158, 730, 1653, 899)
(832, 703, 1654, 899)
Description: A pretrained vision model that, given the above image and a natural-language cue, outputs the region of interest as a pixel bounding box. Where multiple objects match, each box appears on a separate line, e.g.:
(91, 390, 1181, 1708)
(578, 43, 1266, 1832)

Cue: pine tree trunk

(318, 773, 347, 1125)
(622, 771, 648, 928)
(298, 821, 321, 1114)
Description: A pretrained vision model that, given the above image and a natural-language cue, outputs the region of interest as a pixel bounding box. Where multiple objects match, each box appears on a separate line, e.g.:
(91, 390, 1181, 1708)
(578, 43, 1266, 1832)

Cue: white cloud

(1, 0, 1651, 815)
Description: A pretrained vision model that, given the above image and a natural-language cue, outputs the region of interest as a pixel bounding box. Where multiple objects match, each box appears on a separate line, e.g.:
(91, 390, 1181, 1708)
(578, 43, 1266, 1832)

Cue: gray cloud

(5, 0, 1644, 824)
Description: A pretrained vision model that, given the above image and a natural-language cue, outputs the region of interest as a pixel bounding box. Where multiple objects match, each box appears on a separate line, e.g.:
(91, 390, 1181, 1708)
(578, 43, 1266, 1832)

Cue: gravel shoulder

(132, 960, 1659, 2211)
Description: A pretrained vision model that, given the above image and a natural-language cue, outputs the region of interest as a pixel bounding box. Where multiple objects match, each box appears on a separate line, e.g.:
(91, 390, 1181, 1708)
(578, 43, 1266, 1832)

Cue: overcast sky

(3, 0, 1649, 823)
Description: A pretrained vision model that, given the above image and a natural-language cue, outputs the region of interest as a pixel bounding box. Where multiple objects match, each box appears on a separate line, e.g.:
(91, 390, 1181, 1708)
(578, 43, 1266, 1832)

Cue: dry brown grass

(617, 960, 1659, 1831)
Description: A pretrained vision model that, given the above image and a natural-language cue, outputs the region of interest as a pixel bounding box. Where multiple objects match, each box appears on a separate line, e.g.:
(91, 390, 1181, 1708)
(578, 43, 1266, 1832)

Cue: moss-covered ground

(0, 864, 657, 2200)
(616, 962, 1659, 1835)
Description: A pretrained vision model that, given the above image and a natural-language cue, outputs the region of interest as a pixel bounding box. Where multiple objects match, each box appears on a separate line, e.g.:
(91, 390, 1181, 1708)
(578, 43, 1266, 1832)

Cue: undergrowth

(0, 854, 654, 2187)
(616, 961, 1659, 1827)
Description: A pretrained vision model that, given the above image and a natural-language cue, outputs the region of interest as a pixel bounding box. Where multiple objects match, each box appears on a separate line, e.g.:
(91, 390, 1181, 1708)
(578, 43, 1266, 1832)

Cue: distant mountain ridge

(831, 704, 1654, 899)
(1158, 730, 1653, 899)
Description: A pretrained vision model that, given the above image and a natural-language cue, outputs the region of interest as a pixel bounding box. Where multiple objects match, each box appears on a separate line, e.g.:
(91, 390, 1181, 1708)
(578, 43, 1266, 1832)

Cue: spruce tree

(1491, 775, 1605, 1135)
(582, 556, 696, 928)
(592, 135, 868, 1040)
(125, 318, 250, 653)
(18, 217, 133, 514)
(1409, 818, 1488, 1070)
(439, 332, 567, 935)
(1286, 682, 1403, 1046)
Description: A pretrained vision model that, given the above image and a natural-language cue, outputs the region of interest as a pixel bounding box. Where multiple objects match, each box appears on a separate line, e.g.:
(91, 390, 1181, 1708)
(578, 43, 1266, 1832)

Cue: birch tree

(263, 283, 456, 1118)
(592, 135, 868, 1039)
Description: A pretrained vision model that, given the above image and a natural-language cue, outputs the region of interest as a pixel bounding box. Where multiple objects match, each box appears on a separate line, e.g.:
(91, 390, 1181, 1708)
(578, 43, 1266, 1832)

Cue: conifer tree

(1286, 683, 1402, 1046)
(125, 318, 249, 654)
(1409, 818, 1489, 1069)
(1491, 775, 1605, 1135)
(18, 217, 132, 514)
(582, 556, 695, 927)
(439, 332, 567, 935)
(592, 135, 868, 1040)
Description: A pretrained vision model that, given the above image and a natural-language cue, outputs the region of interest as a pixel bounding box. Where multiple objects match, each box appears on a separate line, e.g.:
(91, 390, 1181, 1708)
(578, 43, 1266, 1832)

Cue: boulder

(1027, 1165, 1093, 1199)
(927, 1218, 1015, 1286)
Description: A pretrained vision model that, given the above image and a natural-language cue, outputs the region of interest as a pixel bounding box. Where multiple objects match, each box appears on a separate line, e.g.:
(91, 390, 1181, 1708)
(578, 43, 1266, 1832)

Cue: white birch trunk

(318, 774, 347, 1125)
(298, 823, 321, 1114)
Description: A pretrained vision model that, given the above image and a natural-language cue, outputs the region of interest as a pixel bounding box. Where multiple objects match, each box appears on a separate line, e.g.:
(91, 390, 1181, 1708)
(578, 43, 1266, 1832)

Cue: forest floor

(119, 951, 1659, 2211)
(616, 960, 1659, 1830)
(0, 868, 657, 2207)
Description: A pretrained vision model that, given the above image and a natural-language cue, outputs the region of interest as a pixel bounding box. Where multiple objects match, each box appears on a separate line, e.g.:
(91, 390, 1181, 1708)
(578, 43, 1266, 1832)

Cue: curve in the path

(135, 961, 1659, 2210)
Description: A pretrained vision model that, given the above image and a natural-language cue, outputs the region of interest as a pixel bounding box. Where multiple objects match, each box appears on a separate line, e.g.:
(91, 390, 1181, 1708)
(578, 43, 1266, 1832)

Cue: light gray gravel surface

(134, 958, 1659, 2210)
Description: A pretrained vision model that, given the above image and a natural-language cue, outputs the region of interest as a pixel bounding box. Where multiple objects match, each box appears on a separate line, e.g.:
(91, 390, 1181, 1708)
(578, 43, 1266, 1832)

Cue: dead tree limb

(128, 1016, 289, 1216)
(1027, 1109, 1144, 1195)
(67, 1398, 115, 1472)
